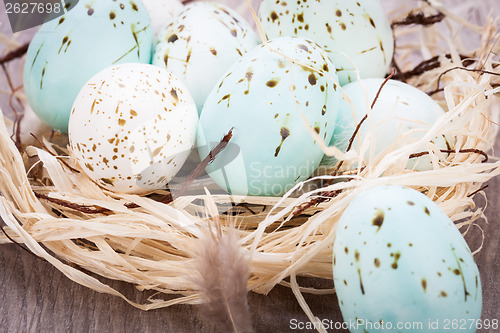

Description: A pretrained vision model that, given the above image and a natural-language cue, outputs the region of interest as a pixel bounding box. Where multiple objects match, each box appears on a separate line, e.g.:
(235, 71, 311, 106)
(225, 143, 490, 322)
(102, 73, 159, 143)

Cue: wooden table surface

(0, 3, 499, 333)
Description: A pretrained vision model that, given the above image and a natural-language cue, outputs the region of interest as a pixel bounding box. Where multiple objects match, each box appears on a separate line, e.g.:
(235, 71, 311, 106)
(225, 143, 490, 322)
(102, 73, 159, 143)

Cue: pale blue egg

(258, 0, 394, 85)
(24, 0, 153, 132)
(152, 2, 260, 113)
(197, 36, 340, 196)
(333, 185, 482, 333)
(322, 78, 449, 171)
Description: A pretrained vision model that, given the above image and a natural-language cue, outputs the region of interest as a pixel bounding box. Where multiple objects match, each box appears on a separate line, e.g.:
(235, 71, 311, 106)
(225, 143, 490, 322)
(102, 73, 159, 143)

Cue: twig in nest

(31, 128, 233, 212)
(32, 132, 177, 211)
(30, 133, 81, 174)
(74, 238, 99, 251)
(192, 222, 253, 333)
(0, 43, 29, 65)
(0, 43, 30, 150)
(1, 63, 25, 151)
(390, 9, 445, 83)
(393, 54, 474, 82)
(237, 203, 258, 215)
(9, 85, 24, 149)
(292, 70, 396, 217)
(174, 127, 234, 198)
(34, 192, 112, 214)
(467, 185, 488, 198)
(0, 223, 40, 259)
(409, 149, 489, 163)
(331, 68, 397, 178)
(431, 67, 500, 94)
(35, 189, 170, 213)
(391, 11, 445, 28)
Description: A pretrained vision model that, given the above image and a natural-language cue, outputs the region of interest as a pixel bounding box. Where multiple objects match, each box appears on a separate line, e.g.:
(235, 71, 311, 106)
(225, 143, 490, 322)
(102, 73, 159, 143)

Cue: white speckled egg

(333, 185, 481, 333)
(142, 0, 183, 38)
(69, 63, 198, 194)
(152, 2, 260, 112)
(197, 36, 340, 196)
(322, 78, 449, 171)
(258, 0, 394, 85)
(24, 0, 153, 133)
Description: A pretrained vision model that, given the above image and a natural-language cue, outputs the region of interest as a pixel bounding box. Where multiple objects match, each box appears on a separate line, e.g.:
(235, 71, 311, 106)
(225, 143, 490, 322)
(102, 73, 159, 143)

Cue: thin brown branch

(409, 149, 489, 163)
(467, 185, 488, 198)
(292, 69, 401, 217)
(391, 11, 445, 28)
(30, 133, 81, 174)
(434, 67, 500, 93)
(9, 85, 24, 150)
(393, 54, 474, 82)
(0, 42, 29, 65)
(238, 203, 257, 215)
(331, 68, 397, 178)
(174, 128, 234, 198)
(141, 192, 173, 207)
(1, 63, 25, 151)
(0, 222, 41, 259)
(467, 185, 489, 198)
(35, 189, 173, 212)
(34, 192, 112, 214)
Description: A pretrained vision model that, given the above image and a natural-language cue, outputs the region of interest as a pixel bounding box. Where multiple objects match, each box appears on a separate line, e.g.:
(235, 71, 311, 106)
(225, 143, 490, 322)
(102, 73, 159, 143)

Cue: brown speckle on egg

(325, 23, 332, 33)
(266, 79, 279, 88)
(298, 44, 309, 52)
(168, 34, 178, 43)
(372, 210, 384, 231)
(274, 127, 290, 157)
(308, 73, 317, 85)
(369, 17, 376, 28)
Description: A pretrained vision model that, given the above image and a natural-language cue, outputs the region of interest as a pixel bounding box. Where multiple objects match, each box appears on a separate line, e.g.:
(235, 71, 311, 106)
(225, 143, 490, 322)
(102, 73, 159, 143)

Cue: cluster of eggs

(23, 0, 481, 330)
(23, 0, 450, 196)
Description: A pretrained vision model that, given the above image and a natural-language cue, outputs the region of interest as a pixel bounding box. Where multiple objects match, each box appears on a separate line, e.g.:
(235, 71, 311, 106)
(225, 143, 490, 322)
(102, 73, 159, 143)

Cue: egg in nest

(258, 0, 394, 85)
(69, 63, 198, 194)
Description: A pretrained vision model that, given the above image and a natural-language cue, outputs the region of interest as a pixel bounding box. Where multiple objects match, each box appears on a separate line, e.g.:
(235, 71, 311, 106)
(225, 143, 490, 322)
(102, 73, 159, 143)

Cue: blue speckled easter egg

(198, 36, 340, 196)
(333, 185, 482, 333)
(258, 0, 394, 85)
(24, 0, 153, 132)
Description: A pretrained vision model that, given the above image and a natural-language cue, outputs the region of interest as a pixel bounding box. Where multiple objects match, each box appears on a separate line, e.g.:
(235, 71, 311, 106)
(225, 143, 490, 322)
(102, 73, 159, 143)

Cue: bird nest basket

(0, 0, 499, 319)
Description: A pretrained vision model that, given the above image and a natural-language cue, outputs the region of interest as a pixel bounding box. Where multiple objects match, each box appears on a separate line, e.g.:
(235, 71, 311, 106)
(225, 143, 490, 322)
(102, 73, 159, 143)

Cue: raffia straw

(0, 1, 499, 328)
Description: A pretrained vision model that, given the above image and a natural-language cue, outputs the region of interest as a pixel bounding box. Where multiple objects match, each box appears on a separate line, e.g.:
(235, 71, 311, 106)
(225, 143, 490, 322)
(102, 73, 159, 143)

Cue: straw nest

(0, 0, 499, 317)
